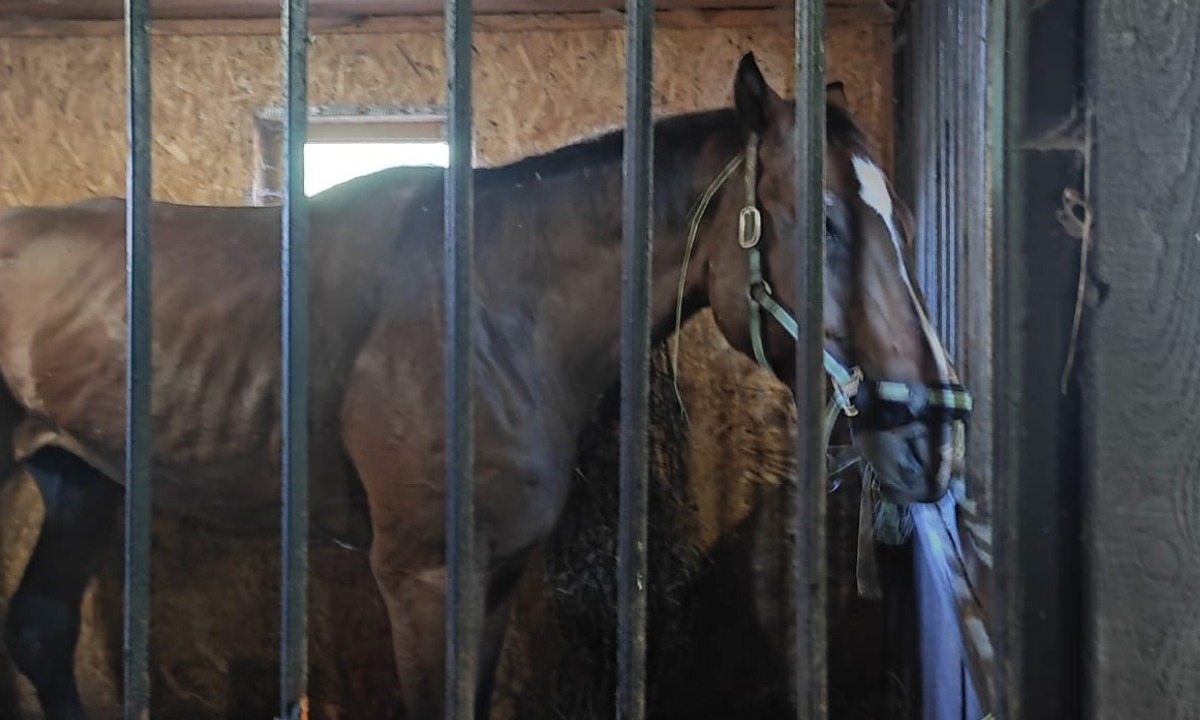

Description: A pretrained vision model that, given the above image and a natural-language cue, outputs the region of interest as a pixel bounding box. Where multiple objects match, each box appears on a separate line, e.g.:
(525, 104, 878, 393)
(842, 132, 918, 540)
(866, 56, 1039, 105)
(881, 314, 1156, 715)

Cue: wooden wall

(0, 21, 896, 720)
(1086, 0, 1200, 718)
(0, 24, 894, 209)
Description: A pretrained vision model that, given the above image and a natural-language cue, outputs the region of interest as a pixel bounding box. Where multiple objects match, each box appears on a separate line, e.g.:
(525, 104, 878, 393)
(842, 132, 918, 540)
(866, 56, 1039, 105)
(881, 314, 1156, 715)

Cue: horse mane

(824, 99, 877, 162)
(475, 108, 745, 230)
(307, 108, 746, 240)
(309, 99, 892, 268)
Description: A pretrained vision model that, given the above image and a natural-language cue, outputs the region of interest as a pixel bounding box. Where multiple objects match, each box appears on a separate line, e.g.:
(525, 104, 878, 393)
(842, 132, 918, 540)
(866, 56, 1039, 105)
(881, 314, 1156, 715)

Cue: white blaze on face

(851, 154, 961, 491)
(849, 155, 950, 381)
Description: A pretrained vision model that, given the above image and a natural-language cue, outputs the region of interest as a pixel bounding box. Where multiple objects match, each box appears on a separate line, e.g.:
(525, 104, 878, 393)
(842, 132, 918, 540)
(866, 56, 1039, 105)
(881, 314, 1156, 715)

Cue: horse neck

(492, 120, 740, 432)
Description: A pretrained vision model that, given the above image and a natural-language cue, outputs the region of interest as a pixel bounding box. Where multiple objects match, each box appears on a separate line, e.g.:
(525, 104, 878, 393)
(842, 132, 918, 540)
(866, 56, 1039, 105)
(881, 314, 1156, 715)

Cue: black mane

(825, 99, 874, 158)
(475, 107, 743, 188)
(475, 107, 746, 231)
(319, 99, 876, 229)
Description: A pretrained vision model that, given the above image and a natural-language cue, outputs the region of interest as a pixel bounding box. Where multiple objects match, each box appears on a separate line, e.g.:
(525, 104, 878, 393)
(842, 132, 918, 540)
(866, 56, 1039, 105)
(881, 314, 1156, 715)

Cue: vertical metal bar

(918, 0, 938, 306)
(990, 0, 1017, 714)
(616, 0, 653, 715)
(953, 0, 968, 359)
(908, 0, 931, 268)
(932, 0, 949, 340)
(946, 0, 961, 353)
(279, 0, 310, 716)
(444, 0, 478, 710)
(792, 0, 826, 717)
(123, 0, 152, 717)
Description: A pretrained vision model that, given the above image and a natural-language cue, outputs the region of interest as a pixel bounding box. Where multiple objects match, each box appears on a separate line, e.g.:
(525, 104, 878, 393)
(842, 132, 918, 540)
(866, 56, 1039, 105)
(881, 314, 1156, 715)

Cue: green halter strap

(737, 134, 974, 426)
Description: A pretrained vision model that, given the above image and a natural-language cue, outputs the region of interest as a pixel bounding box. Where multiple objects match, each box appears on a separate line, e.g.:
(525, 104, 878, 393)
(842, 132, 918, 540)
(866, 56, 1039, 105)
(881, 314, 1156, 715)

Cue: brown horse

(0, 53, 969, 720)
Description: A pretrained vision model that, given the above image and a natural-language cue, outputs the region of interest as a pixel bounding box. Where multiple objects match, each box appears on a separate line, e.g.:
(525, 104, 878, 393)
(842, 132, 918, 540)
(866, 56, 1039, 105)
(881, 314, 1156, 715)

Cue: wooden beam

(1086, 0, 1200, 718)
(0, 5, 892, 37)
(993, 0, 1088, 716)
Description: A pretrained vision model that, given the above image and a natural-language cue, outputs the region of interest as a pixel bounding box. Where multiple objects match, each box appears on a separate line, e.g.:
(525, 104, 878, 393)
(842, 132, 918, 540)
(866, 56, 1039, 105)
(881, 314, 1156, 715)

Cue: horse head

(702, 52, 972, 505)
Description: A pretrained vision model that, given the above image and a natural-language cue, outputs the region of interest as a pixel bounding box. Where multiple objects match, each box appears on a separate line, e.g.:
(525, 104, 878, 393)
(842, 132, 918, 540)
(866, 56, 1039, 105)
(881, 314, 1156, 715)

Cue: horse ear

(734, 52, 783, 134)
(826, 81, 849, 110)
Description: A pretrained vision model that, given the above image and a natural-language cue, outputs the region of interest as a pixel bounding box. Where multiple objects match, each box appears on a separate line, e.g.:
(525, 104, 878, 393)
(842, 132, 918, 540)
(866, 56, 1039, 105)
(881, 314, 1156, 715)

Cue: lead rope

(670, 151, 745, 425)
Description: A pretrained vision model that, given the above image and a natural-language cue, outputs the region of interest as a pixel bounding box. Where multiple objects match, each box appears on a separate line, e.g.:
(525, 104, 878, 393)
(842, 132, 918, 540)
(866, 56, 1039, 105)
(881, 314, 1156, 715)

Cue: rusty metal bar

(444, 0, 479, 709)
(279, 0, 310, 715)
(616, 0, 654, 713)
(122, 0, 153, 716)
(791, 0, 827, 716)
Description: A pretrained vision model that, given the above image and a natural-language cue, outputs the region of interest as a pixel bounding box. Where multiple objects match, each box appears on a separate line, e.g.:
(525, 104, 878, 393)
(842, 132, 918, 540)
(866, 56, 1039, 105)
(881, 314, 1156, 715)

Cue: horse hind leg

(5, 447, 120, 720)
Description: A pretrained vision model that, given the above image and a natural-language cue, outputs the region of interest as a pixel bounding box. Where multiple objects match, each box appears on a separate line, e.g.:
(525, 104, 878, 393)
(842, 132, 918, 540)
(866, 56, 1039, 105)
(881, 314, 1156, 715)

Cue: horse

(0, 52, 970, 720)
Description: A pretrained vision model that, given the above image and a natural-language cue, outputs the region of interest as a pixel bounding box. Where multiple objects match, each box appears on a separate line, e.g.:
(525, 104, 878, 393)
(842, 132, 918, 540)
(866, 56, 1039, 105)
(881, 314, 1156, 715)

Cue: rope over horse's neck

(667, 138, 746, 422)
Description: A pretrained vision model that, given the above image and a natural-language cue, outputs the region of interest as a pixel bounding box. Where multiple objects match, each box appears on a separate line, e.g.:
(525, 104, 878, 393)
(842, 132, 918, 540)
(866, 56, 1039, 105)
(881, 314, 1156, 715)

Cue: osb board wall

(0, 24, 893, 209)
(0, 22, 894, 720)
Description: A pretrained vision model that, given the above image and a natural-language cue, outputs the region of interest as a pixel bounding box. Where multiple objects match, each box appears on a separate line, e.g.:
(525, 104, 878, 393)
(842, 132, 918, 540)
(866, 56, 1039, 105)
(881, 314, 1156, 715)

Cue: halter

(677, 133, 976, 601)
(694, 134, 975, 438)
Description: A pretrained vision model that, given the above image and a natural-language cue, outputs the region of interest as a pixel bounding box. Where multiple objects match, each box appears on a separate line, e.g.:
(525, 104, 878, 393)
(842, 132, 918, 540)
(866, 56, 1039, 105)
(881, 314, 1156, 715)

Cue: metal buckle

(746, 279, 772, 302)
(738, 206, 762, 248)
(834, 366, 863, 417)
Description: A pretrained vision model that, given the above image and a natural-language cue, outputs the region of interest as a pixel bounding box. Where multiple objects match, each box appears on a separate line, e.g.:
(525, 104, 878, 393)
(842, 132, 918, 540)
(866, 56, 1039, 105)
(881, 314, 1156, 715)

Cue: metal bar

(937, 0, 953, 352)
(953, 0, 967, 358)
(957, 0, 1000, 708)
(444, 0, 479, 709)
(616, 0, 653, 714)
(279, 0, 310, 715)
(918, 0, 937, 301)
(946, 0, 960, 354)
(988, 0, 1015, 715)
(911, 0, 927, 280)
(122, 0, 153, 716)
(931, 0, 949, 339)
(791, 0, 826, 716)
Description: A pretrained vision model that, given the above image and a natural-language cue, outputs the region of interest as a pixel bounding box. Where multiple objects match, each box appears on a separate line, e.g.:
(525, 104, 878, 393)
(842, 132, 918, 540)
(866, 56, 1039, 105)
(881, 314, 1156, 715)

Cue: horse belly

(10, 410, 279, 518)
(0, 284, 284, 512)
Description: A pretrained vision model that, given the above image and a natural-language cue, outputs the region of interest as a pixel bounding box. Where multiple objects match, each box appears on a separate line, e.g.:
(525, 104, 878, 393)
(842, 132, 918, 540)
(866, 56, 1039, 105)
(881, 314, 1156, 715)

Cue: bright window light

(304, 141, 449, 196)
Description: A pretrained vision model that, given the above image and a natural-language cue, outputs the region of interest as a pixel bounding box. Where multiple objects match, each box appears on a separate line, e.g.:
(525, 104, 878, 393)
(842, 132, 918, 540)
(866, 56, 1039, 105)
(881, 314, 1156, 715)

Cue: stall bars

(117, 0, 831, 716)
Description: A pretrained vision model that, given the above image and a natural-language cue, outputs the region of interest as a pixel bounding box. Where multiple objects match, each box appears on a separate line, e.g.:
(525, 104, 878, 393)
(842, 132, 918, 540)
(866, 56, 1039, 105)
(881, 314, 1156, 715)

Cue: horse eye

(824, 197, 851, 244)
(825, 215, 847, 245)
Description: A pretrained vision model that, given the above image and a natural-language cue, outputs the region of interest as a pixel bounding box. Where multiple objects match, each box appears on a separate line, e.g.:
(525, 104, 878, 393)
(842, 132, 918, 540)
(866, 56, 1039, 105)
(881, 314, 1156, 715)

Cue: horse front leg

(368, 541, 493, 720)
(5, 447, 120, 720)
(367, 505, 541, 720)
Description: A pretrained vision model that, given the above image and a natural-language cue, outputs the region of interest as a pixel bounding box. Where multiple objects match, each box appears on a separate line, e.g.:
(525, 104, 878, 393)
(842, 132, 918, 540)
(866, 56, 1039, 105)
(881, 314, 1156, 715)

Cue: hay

(503, 346, 708, 720)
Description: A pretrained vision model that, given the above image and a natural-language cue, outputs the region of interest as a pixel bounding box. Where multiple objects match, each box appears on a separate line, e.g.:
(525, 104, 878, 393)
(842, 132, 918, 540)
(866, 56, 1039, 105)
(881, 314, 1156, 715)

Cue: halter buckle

(833, 366, 863, 418)
(738, 206, 762, 249)
(747, 279, 772, 303)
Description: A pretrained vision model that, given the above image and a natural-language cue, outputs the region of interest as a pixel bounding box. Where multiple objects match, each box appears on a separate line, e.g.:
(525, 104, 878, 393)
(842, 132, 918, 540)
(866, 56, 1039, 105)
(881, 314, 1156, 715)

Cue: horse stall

(0, 0, 1181, 713)
(0, 1, 929, 719)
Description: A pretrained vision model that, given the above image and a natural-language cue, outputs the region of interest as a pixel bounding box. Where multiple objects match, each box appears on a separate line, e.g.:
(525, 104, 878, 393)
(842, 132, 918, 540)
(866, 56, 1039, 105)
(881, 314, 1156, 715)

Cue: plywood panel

(0, 0, 892, 21)
(0, 24, 891, 208)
